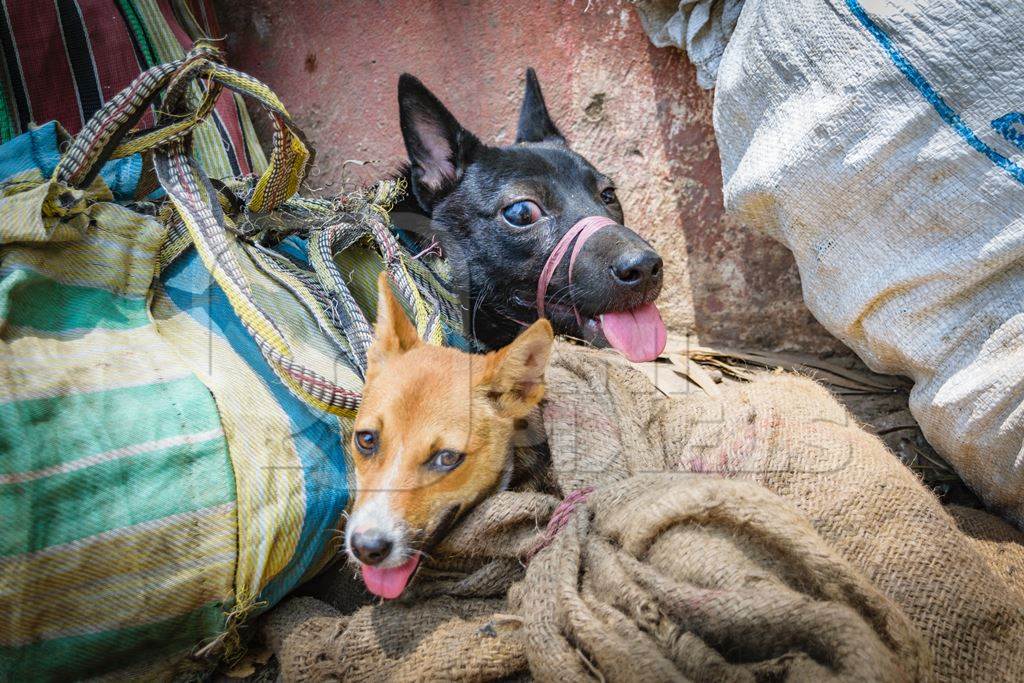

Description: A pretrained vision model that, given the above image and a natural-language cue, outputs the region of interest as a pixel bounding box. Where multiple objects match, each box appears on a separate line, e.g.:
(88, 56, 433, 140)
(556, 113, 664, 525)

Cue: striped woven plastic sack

(0, 42, 463, 680)
(0, 0, 267, 182)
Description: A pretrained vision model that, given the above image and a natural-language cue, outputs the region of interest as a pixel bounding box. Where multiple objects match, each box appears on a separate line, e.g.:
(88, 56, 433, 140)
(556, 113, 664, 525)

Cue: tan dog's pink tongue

(599, 303, 667, 362)
(361, 553, 420, 599)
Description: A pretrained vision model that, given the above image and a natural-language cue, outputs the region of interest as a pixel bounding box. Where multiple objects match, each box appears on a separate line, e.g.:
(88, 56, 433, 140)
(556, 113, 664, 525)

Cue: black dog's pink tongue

(599, 303, 667, 362)
(361, 553, 421, 599)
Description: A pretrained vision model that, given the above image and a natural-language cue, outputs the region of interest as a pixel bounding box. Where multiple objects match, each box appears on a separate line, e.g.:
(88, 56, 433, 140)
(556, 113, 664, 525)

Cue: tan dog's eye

(429, 449, 465, 472)
(354, 430, 378, 456)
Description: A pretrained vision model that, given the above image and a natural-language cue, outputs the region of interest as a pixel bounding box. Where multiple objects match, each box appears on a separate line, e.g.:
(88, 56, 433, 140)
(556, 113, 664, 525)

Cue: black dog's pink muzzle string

(536, 215, 616, 322)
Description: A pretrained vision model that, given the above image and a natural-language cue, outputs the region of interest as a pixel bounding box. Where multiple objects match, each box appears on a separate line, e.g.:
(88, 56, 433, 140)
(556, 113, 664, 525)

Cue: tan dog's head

(345, 273, 553, 598)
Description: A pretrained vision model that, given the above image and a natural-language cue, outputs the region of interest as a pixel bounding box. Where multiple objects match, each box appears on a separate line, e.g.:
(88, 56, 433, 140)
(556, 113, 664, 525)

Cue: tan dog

(345, 273, 553, 598)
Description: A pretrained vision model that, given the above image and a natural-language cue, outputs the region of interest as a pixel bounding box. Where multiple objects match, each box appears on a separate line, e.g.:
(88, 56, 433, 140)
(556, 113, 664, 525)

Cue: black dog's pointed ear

(398, 74, 481, 211)
(516, 68, 564, 144)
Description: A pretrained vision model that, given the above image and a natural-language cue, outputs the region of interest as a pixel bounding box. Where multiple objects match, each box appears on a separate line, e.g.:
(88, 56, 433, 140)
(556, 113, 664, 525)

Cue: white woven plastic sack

(635, 0, 745, 89)
(714, 0, 1024, 525)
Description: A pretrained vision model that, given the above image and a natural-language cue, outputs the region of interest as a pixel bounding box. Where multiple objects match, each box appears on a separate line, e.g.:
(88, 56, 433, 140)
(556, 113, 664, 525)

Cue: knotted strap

(52, 42, 368, 414)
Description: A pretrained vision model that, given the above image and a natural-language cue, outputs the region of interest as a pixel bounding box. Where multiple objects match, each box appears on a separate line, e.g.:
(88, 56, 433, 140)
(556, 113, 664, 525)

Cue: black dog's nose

(610, 249, 663, 287)
(351, 529, 393, 565)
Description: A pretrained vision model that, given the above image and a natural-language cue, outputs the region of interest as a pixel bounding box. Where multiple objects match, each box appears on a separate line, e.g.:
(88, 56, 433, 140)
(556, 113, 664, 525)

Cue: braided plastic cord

(367, 213, 445, 347)
(536, 216, 615, 321)
(308, 223, 375, 374)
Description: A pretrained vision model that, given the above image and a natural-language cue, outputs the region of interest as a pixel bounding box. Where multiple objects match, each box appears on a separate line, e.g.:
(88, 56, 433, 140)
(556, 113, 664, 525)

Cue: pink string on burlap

(524, 486, 596, 562)
(536, 216, 616, 322)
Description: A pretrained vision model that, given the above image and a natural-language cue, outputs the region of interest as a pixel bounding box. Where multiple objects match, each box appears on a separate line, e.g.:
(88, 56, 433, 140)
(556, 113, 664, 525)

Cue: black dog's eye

(501, 200, 542, 227)
(428, 449, 465, 472)
(354, 430, 378, 456)
(600, 187, 618, 205)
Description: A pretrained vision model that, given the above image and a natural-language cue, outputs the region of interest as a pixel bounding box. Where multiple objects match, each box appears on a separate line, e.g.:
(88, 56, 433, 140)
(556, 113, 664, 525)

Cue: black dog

(392, 69, 665, 361)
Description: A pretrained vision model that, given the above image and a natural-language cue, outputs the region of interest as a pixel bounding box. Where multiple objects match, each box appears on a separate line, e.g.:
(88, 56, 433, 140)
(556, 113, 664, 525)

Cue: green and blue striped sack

(0, 43, 463, 680)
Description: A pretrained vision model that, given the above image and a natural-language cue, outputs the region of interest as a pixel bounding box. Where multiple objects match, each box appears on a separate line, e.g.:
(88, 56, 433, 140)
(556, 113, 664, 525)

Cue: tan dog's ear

(479, 319, 554, 418)
(369, 272, 420, 363)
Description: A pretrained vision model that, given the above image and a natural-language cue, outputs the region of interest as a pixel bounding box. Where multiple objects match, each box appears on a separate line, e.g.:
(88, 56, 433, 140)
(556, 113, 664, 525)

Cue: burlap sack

(262, 596, 526, 682)
(267, 479, 924, 682)
(549, 347, 1024, 681)
(264, 344, 1024, 682)
(947, 505, 1024, 605)
(509, 474, 926, 681)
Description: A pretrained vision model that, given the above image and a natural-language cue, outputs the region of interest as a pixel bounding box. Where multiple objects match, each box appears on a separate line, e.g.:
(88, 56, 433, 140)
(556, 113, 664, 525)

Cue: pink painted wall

(214, 0, 842, 353)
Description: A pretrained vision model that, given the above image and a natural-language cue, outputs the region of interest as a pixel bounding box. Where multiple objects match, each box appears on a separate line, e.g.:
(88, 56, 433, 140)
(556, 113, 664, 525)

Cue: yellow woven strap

(54, 41, 312, 216)
(52, 45, 214, 188)
(204, 63, 313, 213)
(366, 210, 445, 347)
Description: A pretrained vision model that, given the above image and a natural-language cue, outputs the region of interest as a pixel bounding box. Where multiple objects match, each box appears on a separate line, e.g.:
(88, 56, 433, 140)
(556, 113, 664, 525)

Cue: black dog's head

(395, 69, 666, 361)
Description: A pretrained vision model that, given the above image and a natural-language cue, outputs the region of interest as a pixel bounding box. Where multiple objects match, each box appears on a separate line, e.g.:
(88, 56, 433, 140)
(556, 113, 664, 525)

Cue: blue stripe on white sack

(845, 0, 1024, 186)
